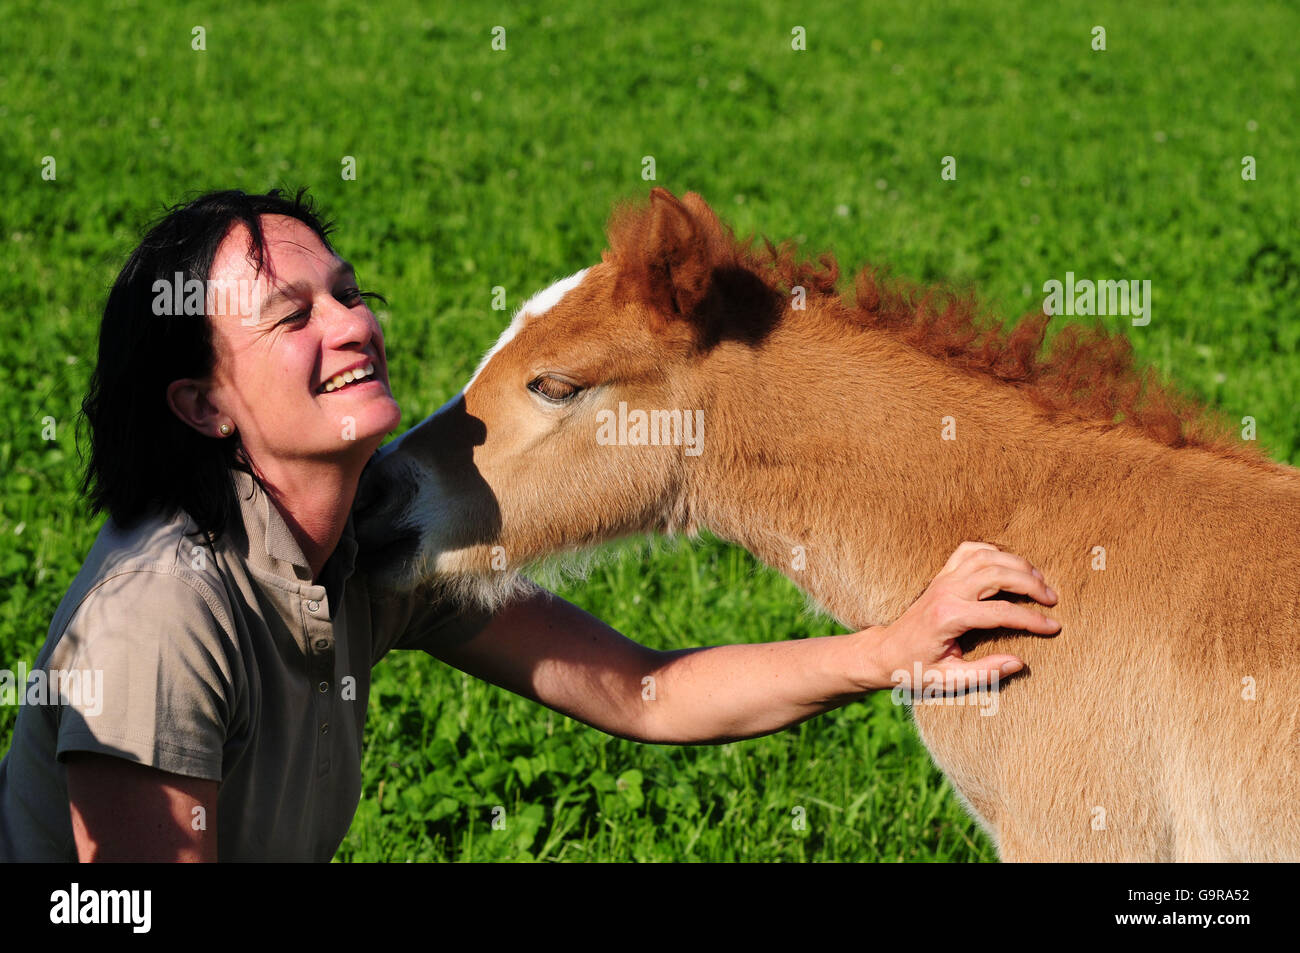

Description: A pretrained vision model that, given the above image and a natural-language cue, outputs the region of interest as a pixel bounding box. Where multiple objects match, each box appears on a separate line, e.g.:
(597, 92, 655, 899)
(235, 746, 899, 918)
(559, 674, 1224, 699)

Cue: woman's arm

(66, 753, 218, 862)
(425, 542, 1060, 744)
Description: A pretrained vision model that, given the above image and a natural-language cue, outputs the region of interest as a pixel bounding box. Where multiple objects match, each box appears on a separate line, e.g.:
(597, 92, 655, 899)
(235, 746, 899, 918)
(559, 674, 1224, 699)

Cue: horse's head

(355, 188, 785, 604)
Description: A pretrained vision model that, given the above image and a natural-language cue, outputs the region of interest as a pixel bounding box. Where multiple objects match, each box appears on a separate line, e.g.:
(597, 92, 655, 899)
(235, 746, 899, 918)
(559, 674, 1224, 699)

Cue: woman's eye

(528, 376, 581, 402)
(276, 288, 370, 326)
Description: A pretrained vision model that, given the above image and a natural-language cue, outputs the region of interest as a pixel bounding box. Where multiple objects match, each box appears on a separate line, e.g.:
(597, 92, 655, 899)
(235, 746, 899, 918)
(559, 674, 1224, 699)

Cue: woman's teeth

(321, 363, 376, 393)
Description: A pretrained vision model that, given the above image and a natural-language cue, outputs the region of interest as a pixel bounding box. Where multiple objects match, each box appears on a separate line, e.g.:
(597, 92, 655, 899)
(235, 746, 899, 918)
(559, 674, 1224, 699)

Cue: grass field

(1, 1, 1296, 861)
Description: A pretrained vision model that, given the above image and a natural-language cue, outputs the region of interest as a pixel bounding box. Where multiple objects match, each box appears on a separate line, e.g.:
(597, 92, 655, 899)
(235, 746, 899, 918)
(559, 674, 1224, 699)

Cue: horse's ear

(679, 191, 725, 239)
(610, 187, 728, 323)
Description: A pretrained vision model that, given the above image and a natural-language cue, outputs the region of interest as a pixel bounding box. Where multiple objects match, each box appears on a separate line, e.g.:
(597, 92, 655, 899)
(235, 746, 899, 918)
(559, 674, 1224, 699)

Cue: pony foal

(357, 188, 1300, 861)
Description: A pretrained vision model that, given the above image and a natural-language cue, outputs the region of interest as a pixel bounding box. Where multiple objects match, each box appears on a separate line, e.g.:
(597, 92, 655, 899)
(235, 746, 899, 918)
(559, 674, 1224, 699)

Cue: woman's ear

(166, 379, 225, 438)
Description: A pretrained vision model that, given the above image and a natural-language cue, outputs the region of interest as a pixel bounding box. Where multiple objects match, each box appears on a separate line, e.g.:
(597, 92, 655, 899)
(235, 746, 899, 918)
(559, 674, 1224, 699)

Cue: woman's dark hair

(79, 187, 338, 543)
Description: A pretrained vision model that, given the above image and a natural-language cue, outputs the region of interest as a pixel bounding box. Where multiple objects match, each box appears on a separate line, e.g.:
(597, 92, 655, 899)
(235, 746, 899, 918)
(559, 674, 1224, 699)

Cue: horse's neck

(685, 319, 1091, 628)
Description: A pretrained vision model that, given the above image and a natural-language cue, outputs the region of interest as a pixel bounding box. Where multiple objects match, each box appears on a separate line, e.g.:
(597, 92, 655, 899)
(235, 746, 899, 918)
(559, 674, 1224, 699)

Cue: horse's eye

(528, 376, 581, 402)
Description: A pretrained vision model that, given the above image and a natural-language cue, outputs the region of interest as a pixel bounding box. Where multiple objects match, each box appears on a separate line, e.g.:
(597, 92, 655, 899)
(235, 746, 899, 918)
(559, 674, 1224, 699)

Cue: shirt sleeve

(368, 583, 495, 664)
(50, 568, 236, 782)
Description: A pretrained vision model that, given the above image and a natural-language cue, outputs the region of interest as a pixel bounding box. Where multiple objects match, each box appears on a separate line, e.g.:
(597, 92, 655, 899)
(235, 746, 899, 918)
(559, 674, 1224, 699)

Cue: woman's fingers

(958, 599, 1062, 634)
(963, 565, 1059, 605)
(933, 652, 1025, 679)
(865, 542, 1061, 691)
(944, 547, 1042, 582)
(939, 541, 1000, 574)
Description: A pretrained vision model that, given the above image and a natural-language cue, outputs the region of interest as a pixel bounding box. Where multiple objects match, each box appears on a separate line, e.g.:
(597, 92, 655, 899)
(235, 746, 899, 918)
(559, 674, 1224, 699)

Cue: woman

(0, 188, 1060, 862)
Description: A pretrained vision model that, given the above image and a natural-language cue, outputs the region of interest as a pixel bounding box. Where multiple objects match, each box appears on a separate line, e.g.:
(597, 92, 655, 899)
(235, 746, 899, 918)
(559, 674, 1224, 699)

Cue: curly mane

(733, 234, 1271, 466)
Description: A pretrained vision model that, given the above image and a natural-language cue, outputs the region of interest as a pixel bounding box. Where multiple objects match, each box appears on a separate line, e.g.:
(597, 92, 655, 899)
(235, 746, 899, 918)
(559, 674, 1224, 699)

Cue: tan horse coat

(360, 188, 1300, 860)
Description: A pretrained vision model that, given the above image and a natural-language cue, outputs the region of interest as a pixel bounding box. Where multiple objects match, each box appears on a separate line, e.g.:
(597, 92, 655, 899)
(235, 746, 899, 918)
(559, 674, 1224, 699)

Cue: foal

(359, 188, 1300, 861)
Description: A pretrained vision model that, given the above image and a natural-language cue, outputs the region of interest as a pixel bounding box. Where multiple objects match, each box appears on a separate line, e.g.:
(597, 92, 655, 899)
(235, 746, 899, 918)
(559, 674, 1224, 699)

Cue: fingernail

(1032, 568, 1043, 581)
(1046, 586, 1058, 601)
(1000, 661, 1022, 675)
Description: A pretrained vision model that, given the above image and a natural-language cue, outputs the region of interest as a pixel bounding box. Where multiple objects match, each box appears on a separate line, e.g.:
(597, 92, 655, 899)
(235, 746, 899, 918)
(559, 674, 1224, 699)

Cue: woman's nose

(321, 295, 378, 347)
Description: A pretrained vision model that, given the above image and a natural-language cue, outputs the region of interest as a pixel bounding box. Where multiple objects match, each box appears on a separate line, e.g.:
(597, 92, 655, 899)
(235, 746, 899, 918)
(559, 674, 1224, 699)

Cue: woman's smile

(317, 361, 379, 394)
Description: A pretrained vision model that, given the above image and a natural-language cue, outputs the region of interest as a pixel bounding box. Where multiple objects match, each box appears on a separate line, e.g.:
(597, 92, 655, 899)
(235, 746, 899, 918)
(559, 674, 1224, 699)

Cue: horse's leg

(990, 771, 1174, 862)
(994, 821, 1145, 862)
(995, 827, 1069, 862)
(912, 676, 1174, 862)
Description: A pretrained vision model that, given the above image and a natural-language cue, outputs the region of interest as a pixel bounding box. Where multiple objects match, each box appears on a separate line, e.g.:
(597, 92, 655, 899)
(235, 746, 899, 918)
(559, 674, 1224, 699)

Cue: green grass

(0, 0, 1296, 860)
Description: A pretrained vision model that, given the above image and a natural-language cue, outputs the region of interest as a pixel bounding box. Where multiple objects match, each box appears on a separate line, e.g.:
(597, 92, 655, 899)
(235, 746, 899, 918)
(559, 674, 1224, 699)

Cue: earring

(219, 423, 233, 436)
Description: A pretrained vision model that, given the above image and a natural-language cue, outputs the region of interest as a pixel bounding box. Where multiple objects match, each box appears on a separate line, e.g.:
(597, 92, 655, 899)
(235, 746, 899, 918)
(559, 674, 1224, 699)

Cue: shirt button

(318, 681, 330, 693)
(320, 723, 330, 735)
(307, 600, 320, 612)
(315, 639, 329, 650)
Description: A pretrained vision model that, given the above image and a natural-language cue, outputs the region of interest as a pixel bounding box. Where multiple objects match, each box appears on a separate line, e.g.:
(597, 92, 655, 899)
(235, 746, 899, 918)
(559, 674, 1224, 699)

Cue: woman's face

(196, 214, 401, 475)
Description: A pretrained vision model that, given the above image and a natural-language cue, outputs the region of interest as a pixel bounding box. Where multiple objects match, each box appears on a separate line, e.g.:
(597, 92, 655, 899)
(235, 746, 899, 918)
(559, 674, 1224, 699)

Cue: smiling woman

(0, 186, 1061, 863)
(160, 207, 404, 581)
(0, 188, 503, 860)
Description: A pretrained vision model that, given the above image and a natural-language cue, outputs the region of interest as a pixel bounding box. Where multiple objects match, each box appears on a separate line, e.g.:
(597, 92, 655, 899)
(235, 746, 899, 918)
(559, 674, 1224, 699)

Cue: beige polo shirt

(0, 467, 490, 862)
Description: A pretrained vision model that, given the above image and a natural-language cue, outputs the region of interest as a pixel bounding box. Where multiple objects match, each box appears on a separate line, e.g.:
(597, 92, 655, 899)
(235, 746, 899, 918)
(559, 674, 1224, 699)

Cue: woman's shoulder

(49, 505, 235, 654)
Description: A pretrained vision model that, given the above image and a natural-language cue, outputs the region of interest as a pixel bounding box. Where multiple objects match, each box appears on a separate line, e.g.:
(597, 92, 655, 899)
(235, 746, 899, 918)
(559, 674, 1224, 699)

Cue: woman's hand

(858, 541, 1061, 692)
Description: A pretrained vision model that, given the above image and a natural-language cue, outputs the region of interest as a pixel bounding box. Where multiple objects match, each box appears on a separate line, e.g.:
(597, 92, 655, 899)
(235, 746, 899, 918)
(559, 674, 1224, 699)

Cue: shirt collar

(229, 467, 359, 589)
